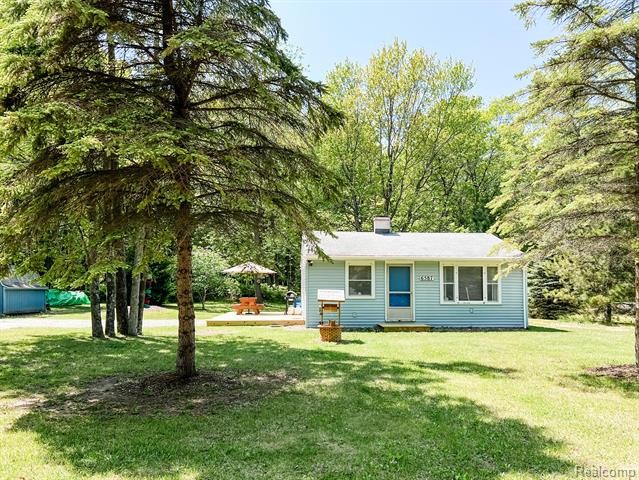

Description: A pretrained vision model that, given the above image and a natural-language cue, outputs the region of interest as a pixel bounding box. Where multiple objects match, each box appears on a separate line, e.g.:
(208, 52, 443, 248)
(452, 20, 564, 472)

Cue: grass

(40, 299, 288, 321)
(0, 319, 638, 479)
(557, 312, 635, 326)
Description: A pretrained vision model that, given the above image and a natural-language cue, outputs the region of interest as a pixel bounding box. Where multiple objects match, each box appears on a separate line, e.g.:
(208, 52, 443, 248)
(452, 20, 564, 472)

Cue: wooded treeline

(0, 0, 637, 374)
(316, 41, 514, 233)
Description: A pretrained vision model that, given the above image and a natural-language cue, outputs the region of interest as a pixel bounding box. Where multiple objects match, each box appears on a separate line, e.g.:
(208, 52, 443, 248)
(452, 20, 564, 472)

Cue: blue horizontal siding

(305, 260, 526, 328)
(1, 287, 47, 315)
(306, 260, 385, 328)
(414, 261, 525, 328)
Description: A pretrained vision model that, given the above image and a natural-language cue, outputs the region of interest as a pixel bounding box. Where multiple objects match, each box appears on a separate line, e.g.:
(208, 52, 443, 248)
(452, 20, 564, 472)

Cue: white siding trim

(300, 254, 308, 325)
(523, 266, 529, 328)
(307, 255, 521, 261)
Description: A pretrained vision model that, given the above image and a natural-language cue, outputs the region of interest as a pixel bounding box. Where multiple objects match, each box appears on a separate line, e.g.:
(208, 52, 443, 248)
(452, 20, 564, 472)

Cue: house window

(346, 262, 375, 298)
(487, 266, 499, 302)
(443, 266, 455, 302)
(441, 264, 500, 304)
(458, 266, 483, 301)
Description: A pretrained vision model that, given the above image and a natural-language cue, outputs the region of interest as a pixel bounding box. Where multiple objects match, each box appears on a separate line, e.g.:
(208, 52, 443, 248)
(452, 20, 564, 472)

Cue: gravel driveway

(0, 316, 207, 330)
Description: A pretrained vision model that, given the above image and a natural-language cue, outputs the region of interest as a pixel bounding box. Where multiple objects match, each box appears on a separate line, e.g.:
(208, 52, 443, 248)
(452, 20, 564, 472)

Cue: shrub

(261, 284, 289, 302)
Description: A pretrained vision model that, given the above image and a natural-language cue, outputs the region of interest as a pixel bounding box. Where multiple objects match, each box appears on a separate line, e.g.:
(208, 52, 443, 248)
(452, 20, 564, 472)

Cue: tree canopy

(317, 40, 512, 233)
(0, 0, 339, 377)
(491, 0, 639, 363)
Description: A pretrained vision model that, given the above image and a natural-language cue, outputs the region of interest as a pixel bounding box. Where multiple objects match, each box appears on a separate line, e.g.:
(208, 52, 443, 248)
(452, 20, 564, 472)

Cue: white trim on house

(311, 255, 520, 261)
(344, 260, 376, 299)
(523, 266, 529, 328)
(384, 261, 415, 322)
(300, 255, 308, 326)
(439, 262, 503, 305)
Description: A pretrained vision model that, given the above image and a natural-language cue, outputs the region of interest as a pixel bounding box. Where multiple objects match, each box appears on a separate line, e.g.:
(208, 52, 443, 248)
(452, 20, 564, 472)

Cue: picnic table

(231, 297, 264, 315)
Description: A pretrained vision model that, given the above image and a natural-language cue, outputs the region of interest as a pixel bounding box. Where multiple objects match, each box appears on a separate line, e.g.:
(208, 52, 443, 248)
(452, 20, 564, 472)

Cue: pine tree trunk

(90, 277, 104, 338)
(115, 267, 129, 334)
(128, 282, 139, 335)
(176, 201, 196, 378)
(105, 272, 116, 337)
(635, 260, 639, 365)
(632, 36, 639, 366)
(254, 275, 264, 304)
(128, 228, 145, 336)
(137, 274, 145, 335)
(129, 227, 144, 337)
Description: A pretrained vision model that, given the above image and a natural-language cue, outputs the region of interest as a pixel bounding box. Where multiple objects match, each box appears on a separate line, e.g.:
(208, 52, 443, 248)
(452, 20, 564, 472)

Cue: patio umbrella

(222, 262, 276, 276)
(222, 262, 276, 303)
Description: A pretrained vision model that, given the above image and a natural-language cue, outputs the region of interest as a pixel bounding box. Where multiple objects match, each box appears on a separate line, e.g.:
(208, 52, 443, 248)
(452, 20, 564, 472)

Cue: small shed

(0, 278, 48, 315)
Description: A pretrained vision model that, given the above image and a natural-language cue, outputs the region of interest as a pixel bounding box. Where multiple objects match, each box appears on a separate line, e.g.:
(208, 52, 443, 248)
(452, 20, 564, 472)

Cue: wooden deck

(207, 311, 305, 327)
(376, 323, 432, 332)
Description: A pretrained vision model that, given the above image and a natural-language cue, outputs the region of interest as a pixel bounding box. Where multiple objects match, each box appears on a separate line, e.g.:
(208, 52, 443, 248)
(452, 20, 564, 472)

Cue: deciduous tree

(318, 41, 510, 233)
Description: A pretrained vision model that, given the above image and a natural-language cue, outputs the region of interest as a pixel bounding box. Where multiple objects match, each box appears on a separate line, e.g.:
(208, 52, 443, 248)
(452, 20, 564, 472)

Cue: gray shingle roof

(305, 232, 522, 260)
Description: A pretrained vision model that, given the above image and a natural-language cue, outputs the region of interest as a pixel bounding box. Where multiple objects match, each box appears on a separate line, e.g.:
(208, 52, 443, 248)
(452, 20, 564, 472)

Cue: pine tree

(527, 261, 578, 320)
(0, 0, 338, 376)
(492, 0, 639, 364)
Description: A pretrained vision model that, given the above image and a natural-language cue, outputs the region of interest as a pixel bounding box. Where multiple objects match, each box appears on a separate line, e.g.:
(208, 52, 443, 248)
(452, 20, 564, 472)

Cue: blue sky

(270, 0, 558, 101)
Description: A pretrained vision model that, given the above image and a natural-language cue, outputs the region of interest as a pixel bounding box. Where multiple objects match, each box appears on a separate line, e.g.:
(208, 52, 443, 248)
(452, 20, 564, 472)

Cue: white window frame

(486, 265, 500, 303)
(439, 263, 501, 305)
(442, 265, 456, 303)
(345, 261, 376, 299)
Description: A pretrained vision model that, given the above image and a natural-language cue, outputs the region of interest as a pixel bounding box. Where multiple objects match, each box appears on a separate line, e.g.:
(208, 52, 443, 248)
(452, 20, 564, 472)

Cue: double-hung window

(487, 266, 499, 302)
(346, 262, 375, 298)
(442, 266, 455, 302)
(441, 264, 500, 304)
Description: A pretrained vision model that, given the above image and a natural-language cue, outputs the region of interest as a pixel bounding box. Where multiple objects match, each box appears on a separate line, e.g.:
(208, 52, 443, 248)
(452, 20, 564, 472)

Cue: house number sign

(418, 275, 434, 281)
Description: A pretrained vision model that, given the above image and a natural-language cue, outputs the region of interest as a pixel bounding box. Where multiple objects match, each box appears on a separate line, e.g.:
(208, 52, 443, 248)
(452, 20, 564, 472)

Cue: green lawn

(41, 299, 288, 320)
(0, 320, 638, 479)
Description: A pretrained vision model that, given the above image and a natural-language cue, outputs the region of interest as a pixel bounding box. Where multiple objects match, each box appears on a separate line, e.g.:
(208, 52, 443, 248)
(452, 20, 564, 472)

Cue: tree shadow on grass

(570, 372, 639, 398)
(416, 361, 517, 378)
(3, 334, 572, 480)
(527, 325, 569, 333)
(336, 338, 365, 345)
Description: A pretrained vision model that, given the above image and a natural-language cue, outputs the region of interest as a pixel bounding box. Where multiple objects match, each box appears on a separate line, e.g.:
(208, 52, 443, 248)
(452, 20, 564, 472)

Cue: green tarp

(47, 289, 90, 307)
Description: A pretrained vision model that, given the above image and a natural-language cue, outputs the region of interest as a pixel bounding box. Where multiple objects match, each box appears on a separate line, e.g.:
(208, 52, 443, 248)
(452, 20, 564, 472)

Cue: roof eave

(304, 255, 523, 262)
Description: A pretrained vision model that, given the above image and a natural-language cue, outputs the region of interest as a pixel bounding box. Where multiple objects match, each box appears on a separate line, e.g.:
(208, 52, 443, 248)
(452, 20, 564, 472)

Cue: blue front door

(388, 265, 413, 321)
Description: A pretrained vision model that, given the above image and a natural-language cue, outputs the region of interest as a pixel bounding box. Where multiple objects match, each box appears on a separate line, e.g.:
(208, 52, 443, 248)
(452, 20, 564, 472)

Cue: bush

(260, 284, 289, 302)
(191, 248, 241, 304)
(528, 262, 577, 319)
(223, 277, 241, 300)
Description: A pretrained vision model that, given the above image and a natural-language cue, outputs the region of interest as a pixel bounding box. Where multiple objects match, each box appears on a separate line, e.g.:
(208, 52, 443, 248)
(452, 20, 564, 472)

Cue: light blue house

(301, 217, 527, 329)
(0, 277, 48, 315)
